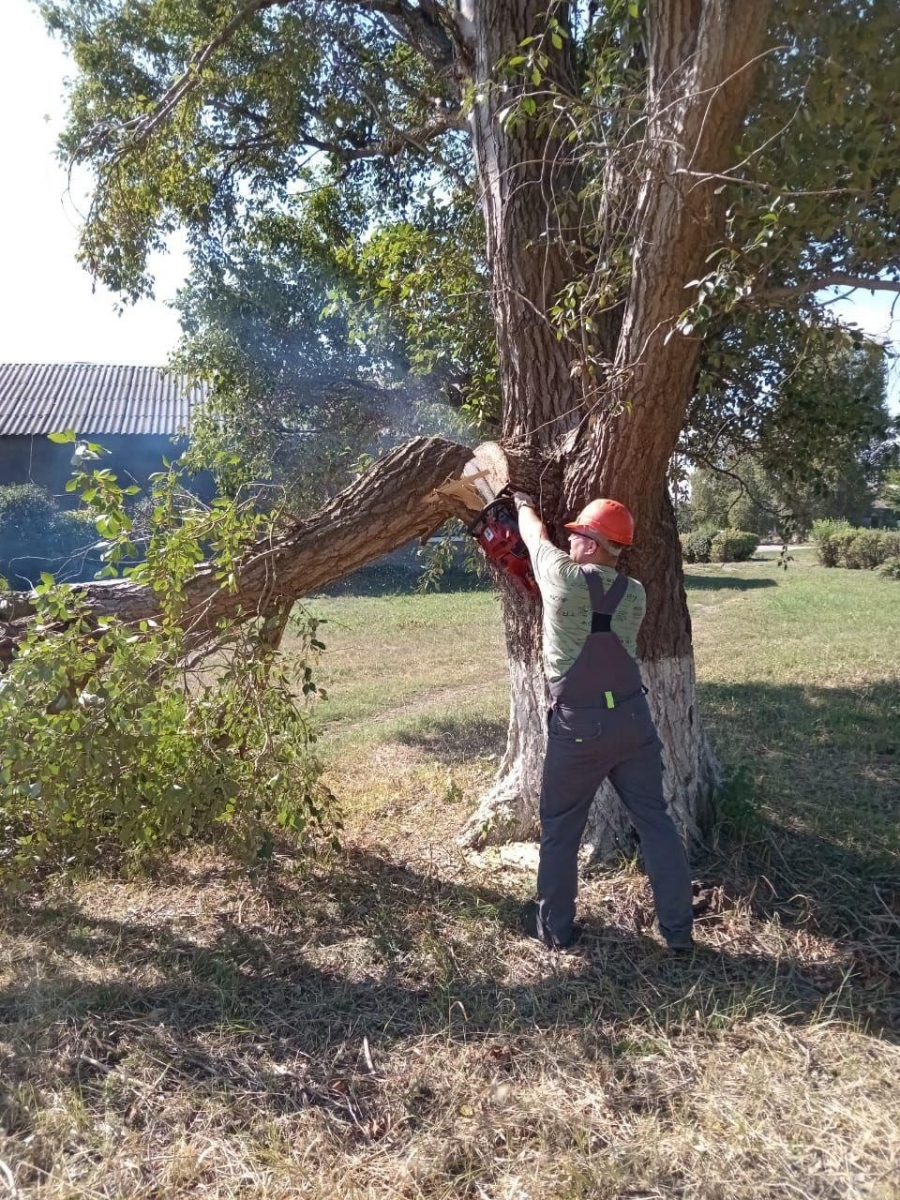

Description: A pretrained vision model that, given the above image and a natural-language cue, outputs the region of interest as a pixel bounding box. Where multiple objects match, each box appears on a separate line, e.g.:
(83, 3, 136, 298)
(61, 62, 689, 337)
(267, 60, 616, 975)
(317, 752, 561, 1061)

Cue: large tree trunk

(460, 0, 771, 856)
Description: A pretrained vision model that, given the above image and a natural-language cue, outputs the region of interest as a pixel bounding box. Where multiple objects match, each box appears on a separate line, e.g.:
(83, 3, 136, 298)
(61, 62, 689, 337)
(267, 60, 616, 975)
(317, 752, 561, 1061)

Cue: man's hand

(512, 490, 537, 514)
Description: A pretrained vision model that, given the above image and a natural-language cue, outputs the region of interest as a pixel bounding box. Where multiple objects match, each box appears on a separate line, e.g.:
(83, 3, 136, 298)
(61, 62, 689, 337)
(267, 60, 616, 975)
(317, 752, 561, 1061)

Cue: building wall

(0, 433, 212, 502)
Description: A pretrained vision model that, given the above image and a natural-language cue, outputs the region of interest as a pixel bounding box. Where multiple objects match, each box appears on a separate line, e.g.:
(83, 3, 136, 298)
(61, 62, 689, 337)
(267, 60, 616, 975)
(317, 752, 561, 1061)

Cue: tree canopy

(39, 0, 900, 498)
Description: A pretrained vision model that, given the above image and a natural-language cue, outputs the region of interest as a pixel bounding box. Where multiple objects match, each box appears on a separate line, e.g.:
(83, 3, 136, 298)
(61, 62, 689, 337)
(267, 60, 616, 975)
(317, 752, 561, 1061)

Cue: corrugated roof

(0, 363, 208, 437)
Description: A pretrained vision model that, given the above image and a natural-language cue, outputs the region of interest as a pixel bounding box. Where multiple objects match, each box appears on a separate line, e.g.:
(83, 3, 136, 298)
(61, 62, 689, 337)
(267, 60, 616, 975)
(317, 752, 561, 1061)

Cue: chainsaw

(467, 490, 538, 596)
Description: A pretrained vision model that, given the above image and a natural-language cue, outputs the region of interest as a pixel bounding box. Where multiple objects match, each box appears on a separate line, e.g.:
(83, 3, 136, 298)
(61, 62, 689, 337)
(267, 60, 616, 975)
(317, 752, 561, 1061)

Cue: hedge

(811, 521, 900, 570)
(680, 527, 759, 564)
(710, 529, 760, 563)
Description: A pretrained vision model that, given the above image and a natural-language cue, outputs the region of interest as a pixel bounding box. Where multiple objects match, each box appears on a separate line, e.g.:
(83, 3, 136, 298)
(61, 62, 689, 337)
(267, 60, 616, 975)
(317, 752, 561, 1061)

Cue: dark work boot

(523, 901, 584, 951)
(665, 935, 695, 955)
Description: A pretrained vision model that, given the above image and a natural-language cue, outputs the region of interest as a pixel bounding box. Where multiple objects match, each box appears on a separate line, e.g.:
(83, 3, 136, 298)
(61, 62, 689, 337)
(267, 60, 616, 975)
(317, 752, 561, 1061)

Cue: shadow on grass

(699, 680, 899, 860)
(694, 678, 899, 1018)
(395, 716, 507, 764)
(1, 832, 897, 1067)
(0, 681, 897, 1149)
(683, 574, 777, 591)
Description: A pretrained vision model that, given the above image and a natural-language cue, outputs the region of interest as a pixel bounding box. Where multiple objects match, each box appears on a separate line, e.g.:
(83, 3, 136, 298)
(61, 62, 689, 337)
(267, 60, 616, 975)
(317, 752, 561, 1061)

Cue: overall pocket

(550, 705, 605, 742)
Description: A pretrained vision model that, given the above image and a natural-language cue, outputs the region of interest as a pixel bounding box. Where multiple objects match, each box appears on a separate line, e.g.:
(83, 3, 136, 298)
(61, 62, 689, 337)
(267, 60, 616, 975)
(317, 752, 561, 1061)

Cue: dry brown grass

(1, 569, 899, 1198)
(1, 822, 898, 1199)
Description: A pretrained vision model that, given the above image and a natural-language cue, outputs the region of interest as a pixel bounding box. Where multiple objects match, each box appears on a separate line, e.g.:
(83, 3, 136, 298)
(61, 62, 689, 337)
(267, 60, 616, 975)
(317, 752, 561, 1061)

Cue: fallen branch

(2, 436, 486, 658)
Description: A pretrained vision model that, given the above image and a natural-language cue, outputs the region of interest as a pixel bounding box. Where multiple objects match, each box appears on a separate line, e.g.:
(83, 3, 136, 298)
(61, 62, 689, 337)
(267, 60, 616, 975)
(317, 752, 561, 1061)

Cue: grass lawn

(1, 556, 898, 1198)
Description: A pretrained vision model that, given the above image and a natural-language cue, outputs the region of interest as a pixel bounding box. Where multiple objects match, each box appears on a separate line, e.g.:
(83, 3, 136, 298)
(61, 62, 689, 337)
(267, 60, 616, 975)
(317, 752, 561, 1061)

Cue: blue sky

(2, 1, 898, 414)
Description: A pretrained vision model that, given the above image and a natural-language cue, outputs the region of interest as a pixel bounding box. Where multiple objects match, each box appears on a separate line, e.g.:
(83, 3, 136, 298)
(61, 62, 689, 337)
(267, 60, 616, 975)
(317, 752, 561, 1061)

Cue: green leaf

(48, 429, 76, 444)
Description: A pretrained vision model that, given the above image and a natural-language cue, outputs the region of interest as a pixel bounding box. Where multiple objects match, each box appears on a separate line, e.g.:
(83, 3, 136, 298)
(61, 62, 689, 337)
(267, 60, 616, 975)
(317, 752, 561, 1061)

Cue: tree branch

(2, 437, 480, 658)
(758, 273, 900, 307)
(79, 0, 293, 160)
(78, 0, 458, 166)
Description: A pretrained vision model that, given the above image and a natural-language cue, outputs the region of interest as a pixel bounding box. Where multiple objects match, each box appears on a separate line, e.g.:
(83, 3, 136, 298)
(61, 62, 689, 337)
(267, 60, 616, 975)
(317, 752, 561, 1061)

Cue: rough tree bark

(458, 0, 773, 856)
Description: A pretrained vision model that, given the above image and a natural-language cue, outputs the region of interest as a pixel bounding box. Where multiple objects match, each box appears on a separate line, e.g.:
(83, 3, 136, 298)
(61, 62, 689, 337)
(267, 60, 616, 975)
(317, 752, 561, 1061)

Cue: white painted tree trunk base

(461, 652, 719, 863)
(461, 655, 547, 846)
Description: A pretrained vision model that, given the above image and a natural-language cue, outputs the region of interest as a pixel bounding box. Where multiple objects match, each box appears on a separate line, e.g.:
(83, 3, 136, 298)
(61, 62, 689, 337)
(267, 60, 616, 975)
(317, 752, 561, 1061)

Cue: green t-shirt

(532, 541, 646, 681)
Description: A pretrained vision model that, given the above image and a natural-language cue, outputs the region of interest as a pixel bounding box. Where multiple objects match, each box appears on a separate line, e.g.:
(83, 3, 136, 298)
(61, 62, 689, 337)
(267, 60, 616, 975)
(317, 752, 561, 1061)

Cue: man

(513, 492, 694, 952)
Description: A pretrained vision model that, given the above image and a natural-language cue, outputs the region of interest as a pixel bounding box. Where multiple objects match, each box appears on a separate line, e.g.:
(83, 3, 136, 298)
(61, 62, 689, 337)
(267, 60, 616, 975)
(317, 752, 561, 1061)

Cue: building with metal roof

(0, 363, 206, 437)
(0, 363, 210, 496)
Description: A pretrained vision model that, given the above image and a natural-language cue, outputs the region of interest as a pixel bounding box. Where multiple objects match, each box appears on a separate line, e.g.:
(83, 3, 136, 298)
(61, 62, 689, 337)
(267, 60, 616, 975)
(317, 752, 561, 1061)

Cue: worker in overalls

(513, 492, 694, 952)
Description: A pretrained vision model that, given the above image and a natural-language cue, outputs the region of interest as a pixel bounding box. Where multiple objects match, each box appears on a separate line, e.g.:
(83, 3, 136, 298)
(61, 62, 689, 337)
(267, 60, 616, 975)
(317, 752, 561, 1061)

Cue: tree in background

(878, 465, 900, 525)
(32, 0, 900, 855)
(686, 338, 898, 536)
(174, 189, 486, 509)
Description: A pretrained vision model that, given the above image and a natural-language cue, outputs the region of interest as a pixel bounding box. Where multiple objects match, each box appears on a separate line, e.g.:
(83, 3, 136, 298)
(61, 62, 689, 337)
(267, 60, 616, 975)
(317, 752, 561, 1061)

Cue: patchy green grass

(1, 557, 899, 1199)
(294, 591, 508, 744)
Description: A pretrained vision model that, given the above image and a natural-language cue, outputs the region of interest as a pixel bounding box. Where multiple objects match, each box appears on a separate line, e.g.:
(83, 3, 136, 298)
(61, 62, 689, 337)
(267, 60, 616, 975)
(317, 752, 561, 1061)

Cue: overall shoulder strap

(584, 570, 628, 632)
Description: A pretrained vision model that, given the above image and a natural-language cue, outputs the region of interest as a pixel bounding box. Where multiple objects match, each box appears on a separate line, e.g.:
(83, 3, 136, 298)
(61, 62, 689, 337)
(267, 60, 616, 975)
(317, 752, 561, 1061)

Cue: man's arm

(513, 492, 551, 558)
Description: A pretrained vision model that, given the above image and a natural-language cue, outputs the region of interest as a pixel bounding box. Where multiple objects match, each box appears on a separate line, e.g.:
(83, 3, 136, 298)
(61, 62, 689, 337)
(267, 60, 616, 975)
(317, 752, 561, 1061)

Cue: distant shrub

(843, 530, 885, 570)
(680, 527, 718, 564)
(0, 486, 106, 584)
(812, 521, 900, 570)
(710, 529, 760, 563)
(875, 556, 900, 581)
(0, 482, 56, 535)
(811, 519, 855, 567)
(0, 484, 61, 584)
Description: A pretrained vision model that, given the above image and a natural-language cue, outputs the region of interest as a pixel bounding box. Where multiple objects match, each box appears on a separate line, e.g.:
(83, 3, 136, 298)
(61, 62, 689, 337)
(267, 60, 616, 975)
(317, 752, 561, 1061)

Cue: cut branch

(2, 436, 477, 657)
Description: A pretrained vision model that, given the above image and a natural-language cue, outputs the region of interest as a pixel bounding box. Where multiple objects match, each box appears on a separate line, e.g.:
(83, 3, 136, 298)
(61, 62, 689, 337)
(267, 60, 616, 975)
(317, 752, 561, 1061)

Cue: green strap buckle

(605, 691, 615, 709)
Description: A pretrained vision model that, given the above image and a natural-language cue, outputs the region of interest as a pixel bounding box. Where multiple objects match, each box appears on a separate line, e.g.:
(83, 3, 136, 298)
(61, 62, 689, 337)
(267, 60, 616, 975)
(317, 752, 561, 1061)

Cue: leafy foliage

(0, 484, 100, 586)
(39, 0, 900, 516)
(0, 453, 338, 881)
(710, 530, 760, 564)
(874, 555, 900, 580)
(680, 527, 759, 563)
(810, 519, 855, 567)
(680, 528, 717, 564)
(811, 520, 900, 569)
(686, 338, 897, 535)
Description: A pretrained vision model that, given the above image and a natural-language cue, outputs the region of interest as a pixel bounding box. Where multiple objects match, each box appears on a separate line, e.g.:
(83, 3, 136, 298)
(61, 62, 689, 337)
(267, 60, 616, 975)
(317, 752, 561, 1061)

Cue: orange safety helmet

(564, 498, 635, 546)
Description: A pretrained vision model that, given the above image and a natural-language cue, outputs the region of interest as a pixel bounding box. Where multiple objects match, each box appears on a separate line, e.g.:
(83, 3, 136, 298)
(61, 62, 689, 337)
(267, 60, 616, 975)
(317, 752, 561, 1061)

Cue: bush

(843, 530, 886, 570)
(0, 484, 58, 583)
(710, 529, 760, 563)
(0, 456, 338, 882)
(875, 556, 900, 581)
(680, 527, 718, 564)
(0, 485, 102, 585)
(811, 519, 855, 567)
(813, 523, 900, 570)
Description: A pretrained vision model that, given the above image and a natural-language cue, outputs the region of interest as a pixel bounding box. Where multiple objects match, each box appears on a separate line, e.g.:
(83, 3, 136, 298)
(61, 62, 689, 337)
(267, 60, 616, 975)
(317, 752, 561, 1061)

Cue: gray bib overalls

(536, 569, 693, 947)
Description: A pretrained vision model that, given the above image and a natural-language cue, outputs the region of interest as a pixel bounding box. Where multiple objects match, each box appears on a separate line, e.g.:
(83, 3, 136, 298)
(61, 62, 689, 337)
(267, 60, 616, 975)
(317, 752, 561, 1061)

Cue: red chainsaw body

(468, 498, 538, 596)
